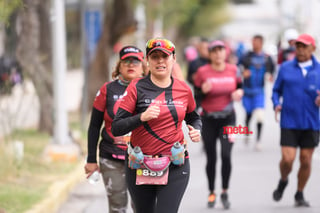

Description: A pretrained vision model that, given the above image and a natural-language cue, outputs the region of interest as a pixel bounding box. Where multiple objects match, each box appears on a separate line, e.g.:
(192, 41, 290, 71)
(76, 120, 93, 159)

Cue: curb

(25, 162, 84, 213)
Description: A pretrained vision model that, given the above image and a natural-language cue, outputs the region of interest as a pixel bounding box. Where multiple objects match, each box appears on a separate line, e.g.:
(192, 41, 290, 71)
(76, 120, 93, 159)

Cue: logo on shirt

(114, 93, 126, 101)
(208, 77, 235, 84)
(144, 99, 184, 106)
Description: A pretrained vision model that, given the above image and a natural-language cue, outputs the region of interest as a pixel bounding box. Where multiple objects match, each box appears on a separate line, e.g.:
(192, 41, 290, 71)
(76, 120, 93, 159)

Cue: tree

(0, 0, 22, 57)
(86, 0, 229, 108)
(16, 0, 54, 134)
(172, 0, 228, 38)
(0, 0, 22, 26)
(142, 0, 229, 59)
(87, 0, 137, 109)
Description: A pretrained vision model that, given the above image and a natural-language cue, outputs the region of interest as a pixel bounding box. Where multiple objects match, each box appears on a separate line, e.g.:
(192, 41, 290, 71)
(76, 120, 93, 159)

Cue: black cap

(119, 46, 144, 61)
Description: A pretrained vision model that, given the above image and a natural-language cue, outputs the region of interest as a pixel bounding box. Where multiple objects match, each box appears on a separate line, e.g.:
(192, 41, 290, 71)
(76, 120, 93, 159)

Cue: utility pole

(45, 0, 80, 162)
(51, 0, 69, 145)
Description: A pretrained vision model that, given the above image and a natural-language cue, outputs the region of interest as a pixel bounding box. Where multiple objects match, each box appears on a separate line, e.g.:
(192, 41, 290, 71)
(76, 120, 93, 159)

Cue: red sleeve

(118, 80, 138, 113)
(93, 82, 108, 112)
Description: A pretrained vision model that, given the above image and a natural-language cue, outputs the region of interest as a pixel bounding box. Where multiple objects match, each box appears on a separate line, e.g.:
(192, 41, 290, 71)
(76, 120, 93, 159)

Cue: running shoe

(273, 179, 288, 201)
(294, 191, 310, 207)
(221, 192, 231, 209)
(254, 143, 262, 151)
(208, 193, 216, 208)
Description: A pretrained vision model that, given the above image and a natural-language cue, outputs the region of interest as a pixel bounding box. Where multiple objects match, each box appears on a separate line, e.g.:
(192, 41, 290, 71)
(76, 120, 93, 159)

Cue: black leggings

(201, 113, 235, 192)
(126, 158, 190, 213)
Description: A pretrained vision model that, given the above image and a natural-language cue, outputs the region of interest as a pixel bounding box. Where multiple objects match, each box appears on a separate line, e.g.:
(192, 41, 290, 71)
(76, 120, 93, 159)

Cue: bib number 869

(141, 169, 163, 177)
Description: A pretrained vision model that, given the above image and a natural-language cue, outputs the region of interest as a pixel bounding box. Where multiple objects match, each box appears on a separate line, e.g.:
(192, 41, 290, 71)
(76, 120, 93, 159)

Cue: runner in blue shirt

(239, 34, 275, 150)
(272, 34, 320, 207)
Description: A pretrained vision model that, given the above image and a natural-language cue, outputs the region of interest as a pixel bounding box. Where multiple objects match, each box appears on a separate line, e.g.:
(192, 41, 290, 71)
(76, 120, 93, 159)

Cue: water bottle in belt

(171, 142, 185, 166)
(129, 146, 144, 169)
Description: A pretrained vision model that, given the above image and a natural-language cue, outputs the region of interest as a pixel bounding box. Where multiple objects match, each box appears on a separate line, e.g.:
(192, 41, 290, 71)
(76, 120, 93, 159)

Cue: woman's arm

(87, 107, 104, 163)
(111, 108, 143, 136)
(185, 110, 202, 143)
(184, 110, 202, 130)
(112, 103, 162, 136)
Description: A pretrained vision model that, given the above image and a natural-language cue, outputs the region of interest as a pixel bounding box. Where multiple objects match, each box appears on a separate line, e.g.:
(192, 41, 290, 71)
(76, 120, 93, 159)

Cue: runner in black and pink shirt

(84, 46, 147, 212)
(112, 38, 201, 213)
(194, 40, 243, 209)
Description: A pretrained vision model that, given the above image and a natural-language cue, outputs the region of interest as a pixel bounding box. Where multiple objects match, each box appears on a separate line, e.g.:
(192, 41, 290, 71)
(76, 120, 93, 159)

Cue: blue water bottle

(129, 146, 144, 169)
(171, 142, 185, 166)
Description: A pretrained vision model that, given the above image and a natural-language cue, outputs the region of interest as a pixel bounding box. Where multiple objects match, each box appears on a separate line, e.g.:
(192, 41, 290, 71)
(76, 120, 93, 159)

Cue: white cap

(284, 28, 299, 41)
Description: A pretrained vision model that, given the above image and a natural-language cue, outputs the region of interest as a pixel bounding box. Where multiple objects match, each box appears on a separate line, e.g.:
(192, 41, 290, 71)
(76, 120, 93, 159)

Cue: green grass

(0, 123, 86, 213)
(0, 183, 46, 213)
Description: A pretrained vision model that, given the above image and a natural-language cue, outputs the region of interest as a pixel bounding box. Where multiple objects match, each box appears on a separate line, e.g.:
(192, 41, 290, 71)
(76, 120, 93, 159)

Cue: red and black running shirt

(112, 74, 201, 156)
(194, 63, 242, 113)
(87, 80, 130, 163)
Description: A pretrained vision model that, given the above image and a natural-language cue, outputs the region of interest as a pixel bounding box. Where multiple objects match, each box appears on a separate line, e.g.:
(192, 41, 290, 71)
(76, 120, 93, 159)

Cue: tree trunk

(16, 0, 54, 134)
(87, 0, 137, 110)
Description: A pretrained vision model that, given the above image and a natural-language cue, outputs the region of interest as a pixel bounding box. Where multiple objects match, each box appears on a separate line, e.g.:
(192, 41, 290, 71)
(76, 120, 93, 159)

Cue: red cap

(208, 40, 225, 51)
(295, 34, 316, 47)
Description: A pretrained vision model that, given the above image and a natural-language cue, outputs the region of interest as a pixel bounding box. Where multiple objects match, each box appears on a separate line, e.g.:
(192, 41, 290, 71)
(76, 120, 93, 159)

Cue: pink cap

(295, 34, 316, 47)
(208, 40, 225, 50)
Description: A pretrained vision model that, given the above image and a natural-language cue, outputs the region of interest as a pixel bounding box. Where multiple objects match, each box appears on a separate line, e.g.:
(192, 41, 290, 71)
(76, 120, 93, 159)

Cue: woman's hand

(231, 89, 244, 101)
(187, 125, 201, 143)
(201, 81, 211, 94)
(84, 163, 99, 178)
(140, 105, 160, 122)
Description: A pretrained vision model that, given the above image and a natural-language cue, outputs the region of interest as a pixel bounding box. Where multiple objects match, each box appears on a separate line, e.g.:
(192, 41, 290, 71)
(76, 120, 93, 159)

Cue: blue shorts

(242, 93, 265, 114)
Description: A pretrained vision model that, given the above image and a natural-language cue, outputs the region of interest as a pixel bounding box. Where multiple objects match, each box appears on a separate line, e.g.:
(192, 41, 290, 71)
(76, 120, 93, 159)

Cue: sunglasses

(146, 38, 175, 51)
(121, 58, 141, 66)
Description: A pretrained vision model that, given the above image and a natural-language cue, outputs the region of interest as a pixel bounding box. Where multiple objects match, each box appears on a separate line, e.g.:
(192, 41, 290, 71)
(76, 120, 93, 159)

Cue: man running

(272, 34, 320, 207)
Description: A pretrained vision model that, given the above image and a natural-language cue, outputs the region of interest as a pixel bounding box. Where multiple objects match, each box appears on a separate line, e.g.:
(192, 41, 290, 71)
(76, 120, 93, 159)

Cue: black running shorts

(280, 128, 319, 148)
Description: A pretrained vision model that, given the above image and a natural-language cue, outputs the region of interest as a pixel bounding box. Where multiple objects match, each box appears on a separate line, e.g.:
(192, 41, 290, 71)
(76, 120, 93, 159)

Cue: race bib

(136, 168, 169, 185)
